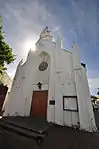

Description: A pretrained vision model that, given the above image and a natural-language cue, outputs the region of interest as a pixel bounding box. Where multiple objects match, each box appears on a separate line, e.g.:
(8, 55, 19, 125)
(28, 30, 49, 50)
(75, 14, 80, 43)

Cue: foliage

(91, 95, 99, 111)
(0, 16, 15, 74)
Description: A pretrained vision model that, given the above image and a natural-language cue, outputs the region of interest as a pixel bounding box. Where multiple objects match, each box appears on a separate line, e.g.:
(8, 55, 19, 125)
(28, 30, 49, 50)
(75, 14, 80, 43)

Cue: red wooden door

(30, 90, 48, 118)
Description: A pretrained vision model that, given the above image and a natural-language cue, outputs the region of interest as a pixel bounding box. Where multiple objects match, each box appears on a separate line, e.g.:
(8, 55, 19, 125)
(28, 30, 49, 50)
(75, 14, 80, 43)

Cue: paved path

(0, 117, 99, 149)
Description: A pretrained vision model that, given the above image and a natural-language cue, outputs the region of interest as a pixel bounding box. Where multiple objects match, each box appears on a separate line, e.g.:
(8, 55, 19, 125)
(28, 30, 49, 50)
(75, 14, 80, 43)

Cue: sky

(0, 0, 99, 95)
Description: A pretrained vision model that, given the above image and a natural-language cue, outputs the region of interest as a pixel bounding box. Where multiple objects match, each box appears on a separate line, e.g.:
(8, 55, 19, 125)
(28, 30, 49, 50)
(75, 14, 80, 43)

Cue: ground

(0, 117, 99, 149)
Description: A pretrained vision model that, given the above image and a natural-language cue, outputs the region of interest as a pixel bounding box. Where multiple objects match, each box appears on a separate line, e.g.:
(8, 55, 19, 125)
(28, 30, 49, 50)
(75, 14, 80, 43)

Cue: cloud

(88, 78, 99, 95)
(88, 78, 99, 88)
(0, 0, 99, 83)
(0, 0, 59, 77)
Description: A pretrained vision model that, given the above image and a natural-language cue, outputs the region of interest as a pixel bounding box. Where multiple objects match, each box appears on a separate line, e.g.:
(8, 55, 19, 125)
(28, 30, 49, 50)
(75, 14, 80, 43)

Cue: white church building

(3, 27, 97, 132)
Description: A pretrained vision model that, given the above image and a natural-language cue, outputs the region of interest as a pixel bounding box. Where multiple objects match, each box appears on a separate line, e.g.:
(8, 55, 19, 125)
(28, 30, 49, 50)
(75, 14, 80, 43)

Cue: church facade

(3, 27, 97, 132)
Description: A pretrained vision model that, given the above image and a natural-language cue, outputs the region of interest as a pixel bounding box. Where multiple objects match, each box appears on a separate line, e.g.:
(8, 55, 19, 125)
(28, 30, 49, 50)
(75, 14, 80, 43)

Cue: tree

(97, 88, 99, 95)
(0, 16, 15, 74)
(91, 95, 98, 111)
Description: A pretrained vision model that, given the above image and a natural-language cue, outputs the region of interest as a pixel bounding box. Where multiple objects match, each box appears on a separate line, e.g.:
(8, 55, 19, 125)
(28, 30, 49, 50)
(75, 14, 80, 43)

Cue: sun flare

(25, 40, 36, 52)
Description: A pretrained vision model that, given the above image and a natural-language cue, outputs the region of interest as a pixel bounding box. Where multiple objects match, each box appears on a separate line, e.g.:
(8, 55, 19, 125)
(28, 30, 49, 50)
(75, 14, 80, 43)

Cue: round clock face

(38, 61, 48, 71)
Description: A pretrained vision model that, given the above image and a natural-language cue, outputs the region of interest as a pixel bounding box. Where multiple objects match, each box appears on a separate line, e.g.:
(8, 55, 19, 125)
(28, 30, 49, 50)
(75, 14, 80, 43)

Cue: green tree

(0, 16, 15, 74)
(97, 88, 99, 95)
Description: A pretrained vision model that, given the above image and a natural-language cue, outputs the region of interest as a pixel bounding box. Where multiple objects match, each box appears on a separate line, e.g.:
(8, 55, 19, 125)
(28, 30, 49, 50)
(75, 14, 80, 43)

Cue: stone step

(0, 120, 45, 145)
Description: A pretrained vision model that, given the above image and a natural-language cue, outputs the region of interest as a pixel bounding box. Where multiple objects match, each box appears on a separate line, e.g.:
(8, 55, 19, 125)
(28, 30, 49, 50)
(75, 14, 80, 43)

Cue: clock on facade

(38, 61, 48, 71)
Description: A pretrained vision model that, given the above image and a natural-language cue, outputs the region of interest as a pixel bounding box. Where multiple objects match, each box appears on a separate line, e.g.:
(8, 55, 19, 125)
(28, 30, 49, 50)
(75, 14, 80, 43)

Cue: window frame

(63, 96, 78, 112)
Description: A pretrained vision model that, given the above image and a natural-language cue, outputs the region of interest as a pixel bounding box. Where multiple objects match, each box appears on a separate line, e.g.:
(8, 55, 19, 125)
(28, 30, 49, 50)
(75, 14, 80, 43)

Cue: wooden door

(30, 90, 48, 118)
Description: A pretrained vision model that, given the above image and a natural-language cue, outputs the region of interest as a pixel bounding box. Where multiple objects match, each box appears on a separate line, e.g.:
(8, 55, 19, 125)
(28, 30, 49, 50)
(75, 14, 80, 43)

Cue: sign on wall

(63, 96, 78, 111)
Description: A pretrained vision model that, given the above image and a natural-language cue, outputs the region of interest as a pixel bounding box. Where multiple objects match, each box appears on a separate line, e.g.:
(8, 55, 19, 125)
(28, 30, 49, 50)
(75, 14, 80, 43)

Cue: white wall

(3, 37, 55, 117)
(54, 49, 79, 126)
(72, 44, 97, 132)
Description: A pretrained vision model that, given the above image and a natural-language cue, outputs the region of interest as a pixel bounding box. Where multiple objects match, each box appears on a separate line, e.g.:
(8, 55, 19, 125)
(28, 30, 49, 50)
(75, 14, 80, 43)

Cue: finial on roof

(72, 41, 79, 50)
(40, 26, 51, 38)
(56, 32, 63, 48)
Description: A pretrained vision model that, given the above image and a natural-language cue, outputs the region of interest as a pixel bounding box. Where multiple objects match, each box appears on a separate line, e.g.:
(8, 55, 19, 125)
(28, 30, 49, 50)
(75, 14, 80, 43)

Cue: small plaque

(49, 100, 55, 105)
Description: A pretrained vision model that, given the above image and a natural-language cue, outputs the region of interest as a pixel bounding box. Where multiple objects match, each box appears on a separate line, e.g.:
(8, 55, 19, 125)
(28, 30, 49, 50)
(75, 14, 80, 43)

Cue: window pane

(64, 97, 77, 111)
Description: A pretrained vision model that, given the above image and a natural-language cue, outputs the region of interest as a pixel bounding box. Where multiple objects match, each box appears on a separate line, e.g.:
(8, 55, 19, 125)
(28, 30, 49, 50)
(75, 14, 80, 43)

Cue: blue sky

(0, 0, 99, 95)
